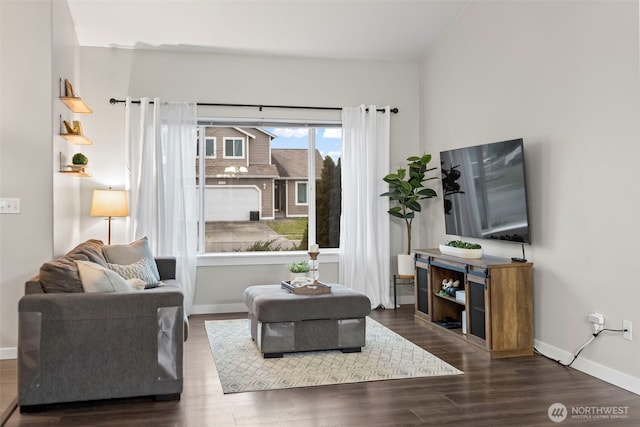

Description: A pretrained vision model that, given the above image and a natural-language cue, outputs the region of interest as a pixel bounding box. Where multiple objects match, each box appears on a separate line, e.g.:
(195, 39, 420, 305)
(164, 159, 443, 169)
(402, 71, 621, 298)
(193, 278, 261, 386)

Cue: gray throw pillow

(102, 236, 160, 281)
(39, 239, 107, 293)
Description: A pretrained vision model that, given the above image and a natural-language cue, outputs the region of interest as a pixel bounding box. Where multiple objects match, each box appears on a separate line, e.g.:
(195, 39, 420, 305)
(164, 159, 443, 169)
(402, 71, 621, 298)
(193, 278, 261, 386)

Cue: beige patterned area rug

(205, 317, 463, 393)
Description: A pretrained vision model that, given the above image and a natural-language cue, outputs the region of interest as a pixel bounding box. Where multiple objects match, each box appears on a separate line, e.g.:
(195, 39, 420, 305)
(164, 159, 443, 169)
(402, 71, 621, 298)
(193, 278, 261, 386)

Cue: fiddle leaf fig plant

(381, 154, 438, 254)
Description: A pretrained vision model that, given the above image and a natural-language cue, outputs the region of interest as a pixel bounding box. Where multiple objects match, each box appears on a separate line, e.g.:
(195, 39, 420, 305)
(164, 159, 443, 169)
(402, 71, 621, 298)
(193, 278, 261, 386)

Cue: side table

(393, 274, 414, 309)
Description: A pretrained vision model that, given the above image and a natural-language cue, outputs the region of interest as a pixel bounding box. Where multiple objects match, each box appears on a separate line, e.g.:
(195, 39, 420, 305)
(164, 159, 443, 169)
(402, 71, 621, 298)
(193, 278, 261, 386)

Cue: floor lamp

(91, 187, 129, 245)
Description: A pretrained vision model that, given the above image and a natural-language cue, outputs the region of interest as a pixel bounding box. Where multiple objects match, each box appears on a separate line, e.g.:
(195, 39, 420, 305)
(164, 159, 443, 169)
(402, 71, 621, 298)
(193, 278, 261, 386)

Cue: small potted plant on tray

(287, 261, 310, 282)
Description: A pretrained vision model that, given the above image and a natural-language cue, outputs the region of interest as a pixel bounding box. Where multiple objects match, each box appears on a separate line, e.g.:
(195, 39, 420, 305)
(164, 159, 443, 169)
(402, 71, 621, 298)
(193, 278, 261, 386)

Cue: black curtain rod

(109, 98, 398, 114)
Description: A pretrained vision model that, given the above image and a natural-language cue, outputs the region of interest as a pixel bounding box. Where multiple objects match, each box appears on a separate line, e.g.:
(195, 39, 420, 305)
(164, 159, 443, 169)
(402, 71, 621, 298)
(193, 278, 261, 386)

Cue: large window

(196, 122, 342, 253)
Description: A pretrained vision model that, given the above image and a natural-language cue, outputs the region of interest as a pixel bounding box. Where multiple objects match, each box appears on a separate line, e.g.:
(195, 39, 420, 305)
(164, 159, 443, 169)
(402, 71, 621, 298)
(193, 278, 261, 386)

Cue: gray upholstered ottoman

(243, 284, 371, 358)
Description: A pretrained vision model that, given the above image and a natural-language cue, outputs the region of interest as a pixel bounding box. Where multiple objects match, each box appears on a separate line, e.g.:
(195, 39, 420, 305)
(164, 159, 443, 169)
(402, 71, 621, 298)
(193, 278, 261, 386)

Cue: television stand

(414, 248, 533, 358)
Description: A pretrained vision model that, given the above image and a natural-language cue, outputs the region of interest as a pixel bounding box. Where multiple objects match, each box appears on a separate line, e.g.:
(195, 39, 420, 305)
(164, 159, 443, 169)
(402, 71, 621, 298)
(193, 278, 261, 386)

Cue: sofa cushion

(76, 260, 133, 293)
(103, 237, 160, 281)
(39, 239, 107, 293)
(107, 258, 158, 287)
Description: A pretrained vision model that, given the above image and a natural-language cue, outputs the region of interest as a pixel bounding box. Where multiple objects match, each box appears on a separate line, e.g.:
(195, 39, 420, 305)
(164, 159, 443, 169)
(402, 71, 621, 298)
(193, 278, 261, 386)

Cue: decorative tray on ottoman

(281, 280, 331, 295)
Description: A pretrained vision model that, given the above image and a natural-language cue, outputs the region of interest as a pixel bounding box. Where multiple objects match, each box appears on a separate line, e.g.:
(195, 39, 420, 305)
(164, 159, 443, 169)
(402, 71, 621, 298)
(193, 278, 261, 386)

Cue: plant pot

(439, 244, 483, 259)
(289, 272, 309, 282)
(397, 254, 414, 276)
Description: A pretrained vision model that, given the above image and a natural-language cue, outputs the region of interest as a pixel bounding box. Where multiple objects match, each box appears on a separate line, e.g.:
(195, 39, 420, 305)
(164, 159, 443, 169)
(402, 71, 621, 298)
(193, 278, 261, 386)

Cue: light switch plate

(0, 198, 21, 214)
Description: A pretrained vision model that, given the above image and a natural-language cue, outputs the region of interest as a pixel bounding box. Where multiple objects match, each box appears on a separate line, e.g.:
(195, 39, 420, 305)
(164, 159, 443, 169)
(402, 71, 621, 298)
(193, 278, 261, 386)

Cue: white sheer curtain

(125, 97, 198, 315)
(339, 105, 391, 309)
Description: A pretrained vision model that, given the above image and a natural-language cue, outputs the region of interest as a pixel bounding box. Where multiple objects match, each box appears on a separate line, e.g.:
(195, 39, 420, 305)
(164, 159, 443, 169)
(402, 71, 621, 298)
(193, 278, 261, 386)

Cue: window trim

(223, 137, 244, 159)
(204, 136, 216, 158)
(295, 181, 309, 206)
(196, 118, 342, 255)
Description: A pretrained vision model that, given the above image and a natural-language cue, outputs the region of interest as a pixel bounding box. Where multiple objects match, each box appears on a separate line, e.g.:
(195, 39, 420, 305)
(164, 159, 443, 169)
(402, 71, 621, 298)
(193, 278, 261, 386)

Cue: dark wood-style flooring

(2, 306, 639, 426)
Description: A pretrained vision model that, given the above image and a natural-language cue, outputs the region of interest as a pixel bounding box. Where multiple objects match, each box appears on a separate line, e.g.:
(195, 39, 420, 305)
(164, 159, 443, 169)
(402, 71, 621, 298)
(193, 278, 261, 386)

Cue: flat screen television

(440, 138, 531, 244)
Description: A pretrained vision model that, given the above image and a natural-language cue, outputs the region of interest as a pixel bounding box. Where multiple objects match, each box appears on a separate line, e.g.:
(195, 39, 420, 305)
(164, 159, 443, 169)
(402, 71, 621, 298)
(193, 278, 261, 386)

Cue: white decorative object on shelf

(439, 244, 483, 259)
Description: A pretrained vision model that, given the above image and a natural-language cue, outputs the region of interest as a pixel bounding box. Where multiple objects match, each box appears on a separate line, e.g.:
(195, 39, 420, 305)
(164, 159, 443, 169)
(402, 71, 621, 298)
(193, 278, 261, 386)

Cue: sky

(267, 127, 342, 162)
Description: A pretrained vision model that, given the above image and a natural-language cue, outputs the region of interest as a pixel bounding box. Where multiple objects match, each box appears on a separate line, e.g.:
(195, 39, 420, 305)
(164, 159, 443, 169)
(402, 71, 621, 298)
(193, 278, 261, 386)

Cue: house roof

(271, 149, 324, 179)
(232, 127, 256, 139)
(255, 128, 277, 140)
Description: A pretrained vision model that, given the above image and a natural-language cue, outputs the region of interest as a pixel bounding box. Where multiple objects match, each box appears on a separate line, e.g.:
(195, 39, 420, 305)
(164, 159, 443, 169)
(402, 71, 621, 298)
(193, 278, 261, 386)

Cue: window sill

(197, 250, 340, 267)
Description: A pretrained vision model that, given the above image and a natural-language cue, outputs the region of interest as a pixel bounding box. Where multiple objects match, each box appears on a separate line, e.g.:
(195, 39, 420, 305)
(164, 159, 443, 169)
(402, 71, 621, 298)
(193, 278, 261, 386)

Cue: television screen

(440, 138, 531, 244)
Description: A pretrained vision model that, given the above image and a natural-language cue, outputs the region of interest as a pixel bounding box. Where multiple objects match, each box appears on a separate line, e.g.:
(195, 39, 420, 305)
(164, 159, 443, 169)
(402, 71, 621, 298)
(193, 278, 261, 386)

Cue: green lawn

(265, 218, 308, 241)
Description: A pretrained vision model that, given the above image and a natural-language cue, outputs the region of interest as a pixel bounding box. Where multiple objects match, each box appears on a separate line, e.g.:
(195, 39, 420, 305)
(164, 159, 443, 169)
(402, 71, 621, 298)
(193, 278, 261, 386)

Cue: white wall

(76, 47, 420, 312)
(52, 0, 82, 254)
(0, 1, 54, 357)
(0, 0, 80, 358)
(420, 0, 639, 392)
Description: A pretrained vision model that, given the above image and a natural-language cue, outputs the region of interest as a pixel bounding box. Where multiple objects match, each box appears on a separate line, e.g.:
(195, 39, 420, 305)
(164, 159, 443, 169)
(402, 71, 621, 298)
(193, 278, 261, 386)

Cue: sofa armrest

(18, 286, 184, 406)
(25, 278, 44, 294)
(155, 257, 176, 280)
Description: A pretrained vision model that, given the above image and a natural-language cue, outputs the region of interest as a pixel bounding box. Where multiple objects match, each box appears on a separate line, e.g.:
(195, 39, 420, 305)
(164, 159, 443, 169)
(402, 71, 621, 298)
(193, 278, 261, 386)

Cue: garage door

(205, 187, 260, 221)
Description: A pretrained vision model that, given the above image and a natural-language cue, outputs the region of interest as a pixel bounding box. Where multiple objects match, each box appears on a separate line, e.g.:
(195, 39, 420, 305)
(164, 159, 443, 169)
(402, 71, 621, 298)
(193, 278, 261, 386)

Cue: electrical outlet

(588, 313, 605, 325)
(0, 198, 20, 214)
(623, 320, 632, 340)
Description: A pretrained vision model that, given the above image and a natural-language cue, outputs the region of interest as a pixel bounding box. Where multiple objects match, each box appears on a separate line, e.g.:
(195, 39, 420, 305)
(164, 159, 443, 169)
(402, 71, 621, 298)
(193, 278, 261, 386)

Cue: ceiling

(66, 0, 469, 62)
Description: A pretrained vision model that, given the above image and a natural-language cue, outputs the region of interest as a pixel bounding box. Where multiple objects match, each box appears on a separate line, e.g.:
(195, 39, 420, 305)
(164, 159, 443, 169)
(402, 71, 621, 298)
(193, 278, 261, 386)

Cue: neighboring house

(196, 127, 323, 221)
(271, 149, 324, 218)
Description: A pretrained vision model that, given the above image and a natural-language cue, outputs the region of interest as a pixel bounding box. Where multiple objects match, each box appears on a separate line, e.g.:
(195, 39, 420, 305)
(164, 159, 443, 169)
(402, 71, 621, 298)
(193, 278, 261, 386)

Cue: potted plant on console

(439, 240, 483, 259)
(381, 154, 438, 276)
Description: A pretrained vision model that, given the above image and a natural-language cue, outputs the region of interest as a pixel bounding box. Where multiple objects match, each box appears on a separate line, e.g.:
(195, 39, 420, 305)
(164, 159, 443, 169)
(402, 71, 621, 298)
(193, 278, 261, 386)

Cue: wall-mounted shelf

(57, 80, 94, 174)
(59, 169, 92, 177)
(58, 153, 91, 177)
(59, 79, 92, 113)
(60, 96, 92, 114)
(60, 133, 93, 145)
(59, 117, 92, 145)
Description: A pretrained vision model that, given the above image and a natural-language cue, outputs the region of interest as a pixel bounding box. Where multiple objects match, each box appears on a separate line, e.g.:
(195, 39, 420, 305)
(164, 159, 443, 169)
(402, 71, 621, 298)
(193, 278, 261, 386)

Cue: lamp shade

(91, 189, 129, 217)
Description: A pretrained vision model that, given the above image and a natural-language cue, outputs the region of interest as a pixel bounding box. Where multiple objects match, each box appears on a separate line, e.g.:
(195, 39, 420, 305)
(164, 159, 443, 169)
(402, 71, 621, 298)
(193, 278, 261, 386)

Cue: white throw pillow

(107, 257, 158, 286)
(102, 236, 160, 281)
(76, 260, 132, 293)
(127, 278, 147, 291)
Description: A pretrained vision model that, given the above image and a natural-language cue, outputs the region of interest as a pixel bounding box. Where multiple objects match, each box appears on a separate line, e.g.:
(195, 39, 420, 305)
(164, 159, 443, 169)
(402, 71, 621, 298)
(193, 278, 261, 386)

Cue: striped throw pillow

(107, 257, 158, 286)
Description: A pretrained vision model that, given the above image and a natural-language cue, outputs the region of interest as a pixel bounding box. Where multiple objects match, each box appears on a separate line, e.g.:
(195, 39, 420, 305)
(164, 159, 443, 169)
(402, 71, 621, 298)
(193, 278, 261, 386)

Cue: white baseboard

(0, 347, 16, 360)
(191, 303, 248, 315)
(534, 339, 640, 395)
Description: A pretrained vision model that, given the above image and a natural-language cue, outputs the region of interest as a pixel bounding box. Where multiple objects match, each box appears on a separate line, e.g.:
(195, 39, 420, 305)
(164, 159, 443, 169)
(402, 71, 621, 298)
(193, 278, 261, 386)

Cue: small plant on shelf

(72, 153, 88, 165)
(445, 240, 481, 249)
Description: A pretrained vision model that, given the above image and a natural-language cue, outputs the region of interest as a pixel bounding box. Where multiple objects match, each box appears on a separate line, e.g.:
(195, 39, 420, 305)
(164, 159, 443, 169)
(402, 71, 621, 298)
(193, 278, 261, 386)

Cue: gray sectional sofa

(17, 239, 186, 411)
